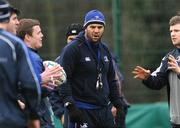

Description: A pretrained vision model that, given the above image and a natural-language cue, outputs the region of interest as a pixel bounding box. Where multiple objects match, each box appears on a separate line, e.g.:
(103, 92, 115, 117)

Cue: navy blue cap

(83, 9, 105, 28)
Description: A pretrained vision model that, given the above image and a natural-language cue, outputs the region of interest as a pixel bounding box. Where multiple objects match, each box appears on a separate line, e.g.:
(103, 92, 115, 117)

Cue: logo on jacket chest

(84, 56, 109, 62)
(104, 56, 109, 62)
(85, 57, 91, 61)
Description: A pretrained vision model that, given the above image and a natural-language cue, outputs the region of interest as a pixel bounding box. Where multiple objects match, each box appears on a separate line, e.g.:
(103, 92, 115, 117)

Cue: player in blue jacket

(132, 14, 180, 128)
(0, 0, 41, 128)
(56, 10, 124, 128)
(17, 18, 63, 128)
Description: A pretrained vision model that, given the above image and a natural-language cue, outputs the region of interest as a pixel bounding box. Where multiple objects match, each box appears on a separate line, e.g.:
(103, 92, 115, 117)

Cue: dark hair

(17, 18, 40, 40)
(66, 23, 83, 38)
(169, 14, 180, 26)
(9, 6, 20, 16)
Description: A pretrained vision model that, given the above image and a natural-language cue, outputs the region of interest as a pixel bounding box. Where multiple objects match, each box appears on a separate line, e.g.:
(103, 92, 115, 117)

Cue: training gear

(143, 49, 180, 124)
(56, 31, 119, 127)
(0, 29, 41, 128)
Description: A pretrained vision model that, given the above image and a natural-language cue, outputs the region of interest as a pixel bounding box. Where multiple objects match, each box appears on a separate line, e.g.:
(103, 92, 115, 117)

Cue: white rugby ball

(43, 60, 67, 85)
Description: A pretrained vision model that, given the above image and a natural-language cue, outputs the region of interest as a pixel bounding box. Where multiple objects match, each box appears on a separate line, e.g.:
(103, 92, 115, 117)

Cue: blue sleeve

(28, 51, 43, 83)
(16, 42, 41, 118)
(28, 50, 52, 98)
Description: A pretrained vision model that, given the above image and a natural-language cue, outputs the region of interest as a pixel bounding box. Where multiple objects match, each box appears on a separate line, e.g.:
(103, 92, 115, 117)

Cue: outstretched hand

(132, 66, 151, 80)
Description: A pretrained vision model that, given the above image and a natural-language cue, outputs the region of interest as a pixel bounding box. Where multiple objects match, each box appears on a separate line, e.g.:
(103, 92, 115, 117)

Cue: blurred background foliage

(8, 0, 179, 103)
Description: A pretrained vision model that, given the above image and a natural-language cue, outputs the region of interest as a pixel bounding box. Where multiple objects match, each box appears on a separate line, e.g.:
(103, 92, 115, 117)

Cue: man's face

(67, 35, 77, 43)
(170, 23, 180, 48)
(85, 23, 104, 43)
(28, 25, 43, 50)
(7, 13, 19, 34)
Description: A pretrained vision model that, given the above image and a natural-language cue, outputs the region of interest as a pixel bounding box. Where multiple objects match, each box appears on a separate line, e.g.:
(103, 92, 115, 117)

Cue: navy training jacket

(56, 32, 122, 107)
(0, 29, 41, 128)
(28, 48, 54, 128)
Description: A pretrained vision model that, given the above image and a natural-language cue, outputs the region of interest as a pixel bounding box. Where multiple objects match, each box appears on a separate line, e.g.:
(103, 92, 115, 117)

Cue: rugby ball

(43, 60, 67, 85)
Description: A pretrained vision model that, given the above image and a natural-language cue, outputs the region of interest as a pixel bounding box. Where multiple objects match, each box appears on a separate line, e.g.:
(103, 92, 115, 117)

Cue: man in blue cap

(56, 9, 124, 128)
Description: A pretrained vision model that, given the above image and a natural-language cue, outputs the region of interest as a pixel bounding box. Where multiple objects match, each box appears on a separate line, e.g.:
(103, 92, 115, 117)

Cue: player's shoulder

(0, 30, 26, 48)
(1, 30, 20, 42)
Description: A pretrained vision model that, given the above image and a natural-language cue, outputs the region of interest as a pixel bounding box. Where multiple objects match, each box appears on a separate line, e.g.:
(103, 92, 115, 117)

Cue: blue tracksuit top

(28, 48, 54, 127)
(56, 32, 121, 107)
(28, 48, 43, 84)
(0, 29, 41, 128)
